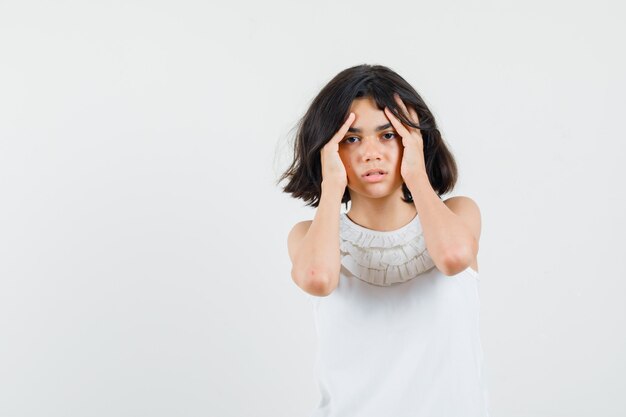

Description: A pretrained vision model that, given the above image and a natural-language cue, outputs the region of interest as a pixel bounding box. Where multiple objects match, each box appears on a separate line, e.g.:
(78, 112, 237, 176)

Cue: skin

(290, 93, 480, 296)
(336, 95, 480, 273)
(337, 95, 419, 232)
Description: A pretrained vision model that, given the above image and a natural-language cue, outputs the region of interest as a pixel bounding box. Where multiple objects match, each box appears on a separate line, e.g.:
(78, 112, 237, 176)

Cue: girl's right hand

(320, 112, 355, 190)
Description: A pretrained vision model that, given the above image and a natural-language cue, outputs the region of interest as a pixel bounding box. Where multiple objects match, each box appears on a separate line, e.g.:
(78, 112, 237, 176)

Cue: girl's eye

(343, 133, 396, 144)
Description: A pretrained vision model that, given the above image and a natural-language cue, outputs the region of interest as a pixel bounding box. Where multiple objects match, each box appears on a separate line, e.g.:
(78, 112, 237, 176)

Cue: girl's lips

(363, 173, 386, 183)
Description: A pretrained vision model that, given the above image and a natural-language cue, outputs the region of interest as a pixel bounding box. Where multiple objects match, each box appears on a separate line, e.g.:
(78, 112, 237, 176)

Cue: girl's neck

(346, 204, 418, 232)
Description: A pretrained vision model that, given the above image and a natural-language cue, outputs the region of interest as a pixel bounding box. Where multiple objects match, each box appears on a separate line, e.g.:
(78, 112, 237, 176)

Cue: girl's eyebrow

(347, 123, 392, 133)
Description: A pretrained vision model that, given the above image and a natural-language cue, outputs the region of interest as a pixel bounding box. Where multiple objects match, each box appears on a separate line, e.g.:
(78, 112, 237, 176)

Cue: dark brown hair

(276, 64, 458, 208)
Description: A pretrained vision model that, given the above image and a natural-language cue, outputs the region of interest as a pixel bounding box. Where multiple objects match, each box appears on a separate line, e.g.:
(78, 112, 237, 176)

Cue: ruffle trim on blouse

(339, 213, 436, 287)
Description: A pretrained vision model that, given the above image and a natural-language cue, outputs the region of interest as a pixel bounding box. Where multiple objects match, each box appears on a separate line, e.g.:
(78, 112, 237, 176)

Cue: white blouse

(307, 212, 490, 417)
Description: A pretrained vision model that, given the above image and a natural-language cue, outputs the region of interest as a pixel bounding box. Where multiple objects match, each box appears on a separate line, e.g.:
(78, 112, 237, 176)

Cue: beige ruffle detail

(339, 213, 436, 286)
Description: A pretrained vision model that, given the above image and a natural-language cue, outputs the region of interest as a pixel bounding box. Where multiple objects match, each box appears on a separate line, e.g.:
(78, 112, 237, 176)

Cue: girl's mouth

(363, 173, 386, 182)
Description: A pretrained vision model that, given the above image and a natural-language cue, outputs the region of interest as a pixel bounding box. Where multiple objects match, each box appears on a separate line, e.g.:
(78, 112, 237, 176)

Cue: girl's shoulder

(287, 220, 313, 264)
(442, 195, 481, 242)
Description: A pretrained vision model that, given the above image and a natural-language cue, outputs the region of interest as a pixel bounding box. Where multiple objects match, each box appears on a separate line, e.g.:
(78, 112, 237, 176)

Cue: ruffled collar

(339, 212, 436, 286)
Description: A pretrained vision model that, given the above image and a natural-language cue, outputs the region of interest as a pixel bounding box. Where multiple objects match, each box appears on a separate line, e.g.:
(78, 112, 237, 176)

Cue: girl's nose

(361, 138, 383, 161)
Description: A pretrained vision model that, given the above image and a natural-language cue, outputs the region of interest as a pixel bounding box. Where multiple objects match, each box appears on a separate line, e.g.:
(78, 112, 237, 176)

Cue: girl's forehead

(350, 104, 390, 128)
(350, 97, 388, 116)
(350, 96, 378, 108)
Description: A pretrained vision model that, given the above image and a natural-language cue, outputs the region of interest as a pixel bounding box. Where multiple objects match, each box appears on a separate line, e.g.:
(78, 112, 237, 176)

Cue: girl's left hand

(384, 93, 427, 185)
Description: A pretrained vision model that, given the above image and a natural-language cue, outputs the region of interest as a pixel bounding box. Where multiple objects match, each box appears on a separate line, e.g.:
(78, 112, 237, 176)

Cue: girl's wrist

(404, 170, 430, 191)
(321, 180, 346, 196)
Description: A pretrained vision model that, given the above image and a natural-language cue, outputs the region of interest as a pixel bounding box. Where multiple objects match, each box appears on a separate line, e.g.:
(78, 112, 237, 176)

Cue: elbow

(307, 278, 336, 297)
(291, 266, 338, 297)
(438, 240, 478, 276)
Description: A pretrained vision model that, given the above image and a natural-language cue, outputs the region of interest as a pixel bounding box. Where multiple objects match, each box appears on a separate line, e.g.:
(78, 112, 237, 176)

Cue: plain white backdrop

(1, 1, 624, 416)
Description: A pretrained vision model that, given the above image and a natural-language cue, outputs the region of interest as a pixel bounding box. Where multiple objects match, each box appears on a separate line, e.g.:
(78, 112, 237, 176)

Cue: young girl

(278, 64, 489, 416)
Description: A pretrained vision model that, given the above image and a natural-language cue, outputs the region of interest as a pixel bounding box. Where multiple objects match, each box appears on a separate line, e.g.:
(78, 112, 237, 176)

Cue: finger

(384, 107, 412, 139)
(393, 93, 411, 121)
(331, 112, 355, 143)
(408, 106, 420, 126)
(394, 93, 419, 126)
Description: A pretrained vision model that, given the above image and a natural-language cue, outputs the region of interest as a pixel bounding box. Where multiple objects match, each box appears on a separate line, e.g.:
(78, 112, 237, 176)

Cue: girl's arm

(288, 181, 344, 296)
(384, 95, 480, 276)
(406, 173, 480, 276)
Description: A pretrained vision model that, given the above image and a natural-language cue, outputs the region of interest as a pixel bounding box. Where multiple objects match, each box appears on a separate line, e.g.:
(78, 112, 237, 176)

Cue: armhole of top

(466, 267, 479, 280)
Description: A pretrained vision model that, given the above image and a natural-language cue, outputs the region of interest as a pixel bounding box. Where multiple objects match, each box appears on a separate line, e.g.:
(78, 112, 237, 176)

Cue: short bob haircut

(277, 64, 458, 209)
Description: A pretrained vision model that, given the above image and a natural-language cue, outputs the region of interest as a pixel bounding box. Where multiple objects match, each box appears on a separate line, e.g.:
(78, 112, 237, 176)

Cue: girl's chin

(349, 185, 403, 198)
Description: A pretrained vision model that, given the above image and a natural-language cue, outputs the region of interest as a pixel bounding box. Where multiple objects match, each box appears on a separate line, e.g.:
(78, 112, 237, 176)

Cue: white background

(1, 1, 625, 416)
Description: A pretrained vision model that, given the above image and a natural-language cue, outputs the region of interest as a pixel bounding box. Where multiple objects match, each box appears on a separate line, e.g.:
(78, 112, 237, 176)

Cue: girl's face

(338, 97, 405, 199)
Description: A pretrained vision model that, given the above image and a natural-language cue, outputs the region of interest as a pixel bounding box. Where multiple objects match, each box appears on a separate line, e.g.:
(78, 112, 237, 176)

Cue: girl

(278, 64, 489, 416)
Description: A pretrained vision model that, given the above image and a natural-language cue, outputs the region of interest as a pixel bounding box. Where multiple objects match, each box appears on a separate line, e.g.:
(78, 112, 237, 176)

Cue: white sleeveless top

(307, 212, 490, 417)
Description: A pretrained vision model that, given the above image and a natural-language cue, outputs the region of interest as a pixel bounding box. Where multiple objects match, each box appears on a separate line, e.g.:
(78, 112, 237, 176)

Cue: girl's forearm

(406, 173, 477, 275)
(292, 181, 345, 294)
